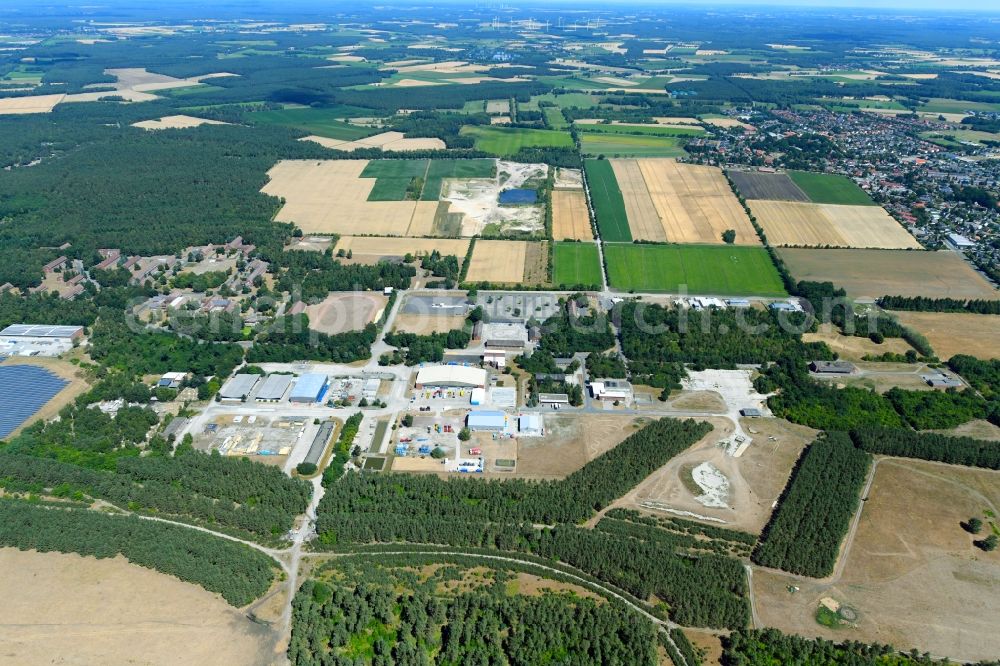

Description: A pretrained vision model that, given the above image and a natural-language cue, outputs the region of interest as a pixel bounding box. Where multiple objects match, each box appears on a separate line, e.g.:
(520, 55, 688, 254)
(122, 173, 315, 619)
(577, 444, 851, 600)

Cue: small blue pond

(499, 188, 537, 204)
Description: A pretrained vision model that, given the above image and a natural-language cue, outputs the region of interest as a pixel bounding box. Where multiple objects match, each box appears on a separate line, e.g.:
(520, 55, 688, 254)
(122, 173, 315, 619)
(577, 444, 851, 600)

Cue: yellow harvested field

(702, 117, 753, 129)
(0, 549, 275, 665)
(393, 78, 446, 87)
(0, 93, 65, 114)
(552, 190, 593, 240)
(611, 159, 664, 241)
(748, 200, 921, 249)
(333, 236, 470, 261)
(620, 159, 760, 245)
(302, 132, 445, 152)
(889, 311, 1000, 360)
(466, 240, 528, 283)
(132, 114, 228, 130)
(262, 160, 441, 236)
(653, 116, 701, 124)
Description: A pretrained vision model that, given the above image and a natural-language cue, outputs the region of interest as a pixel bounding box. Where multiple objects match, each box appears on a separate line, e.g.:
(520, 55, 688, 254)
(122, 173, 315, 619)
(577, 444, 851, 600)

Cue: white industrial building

(0, 324, 84, 357)
(518, 413, 544, 436)
(589, 379, 633, 404)
(219, 373, 261, 401)
(415, 365, 487, 389)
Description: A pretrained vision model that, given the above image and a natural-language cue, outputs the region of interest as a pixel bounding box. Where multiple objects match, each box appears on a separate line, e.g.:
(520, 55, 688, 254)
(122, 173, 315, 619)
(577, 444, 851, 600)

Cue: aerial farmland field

(727, 170, 809, 202)
(551, 190, 592, 240)
(604, 244, 787, 295)
(788, 170, 875, 205)
(748, 200, 921, 249)
(459, 126, 573, 156)
(552, 242, 602, 287)
(579, 132, 687, 158)
(583, 159, 632, 242)
(778, 248, 999, 299)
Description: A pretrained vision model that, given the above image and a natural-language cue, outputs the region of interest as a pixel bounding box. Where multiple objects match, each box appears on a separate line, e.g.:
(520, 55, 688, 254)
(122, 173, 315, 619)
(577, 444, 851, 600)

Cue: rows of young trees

(289, 562, 659, 665)
(381, 329, 471, 365)
(877, 295, 1000, 315)
(0, 499, 276, 607)
(752, 432, 872, 577)
(599, 508, 756, 558)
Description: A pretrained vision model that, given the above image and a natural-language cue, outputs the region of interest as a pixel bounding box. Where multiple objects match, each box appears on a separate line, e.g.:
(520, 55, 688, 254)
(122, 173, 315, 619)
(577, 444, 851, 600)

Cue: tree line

(752, 432, 871, 577)
(877, 295, 1000, 315)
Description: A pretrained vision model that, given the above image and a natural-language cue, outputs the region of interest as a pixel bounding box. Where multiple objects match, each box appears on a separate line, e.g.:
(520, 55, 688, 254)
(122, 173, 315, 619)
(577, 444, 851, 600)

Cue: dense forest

(850, 428, 1000, 470)
(752, 432, 871, 577)
(289, 558, 659, 665)
(947, 355, 1000, 425)
(247, 315, 378, 363)
(382, 329, 472, 365)
(0, 499, 277, 607)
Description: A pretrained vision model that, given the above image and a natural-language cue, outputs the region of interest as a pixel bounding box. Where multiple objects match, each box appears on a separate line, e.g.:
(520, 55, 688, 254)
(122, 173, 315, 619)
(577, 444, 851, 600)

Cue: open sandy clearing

(0, 93, 65, 114)
(465, 240, 528, 283)
(752, 459, 1000, 663)
(608, 417, 814, 533)
(748, 200, 921, 249)
(388, 60, 489, 74)
(262, 160, 436, 236)
(132, 114, 228, 130)
(803, 326, 915, 362)
(515, 414, 646, 479)
(553, 167, 583, 189)
(0, 549, 275, 666)
(778, 248, 998, 300)
(305, 292, 388, 334)
(392, 312, 467, 335)
(441, 161, 546, 237)
(889, 311, 1000, 360)
(552, 190, 593, 240)
(333, 236, 470, 263)
(702, 117, 754, 129)
(633, 159, 760, 245)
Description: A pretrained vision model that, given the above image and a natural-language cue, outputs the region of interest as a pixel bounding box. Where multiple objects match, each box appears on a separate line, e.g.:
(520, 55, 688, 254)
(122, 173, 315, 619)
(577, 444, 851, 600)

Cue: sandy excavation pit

(441, 161, 547, 236)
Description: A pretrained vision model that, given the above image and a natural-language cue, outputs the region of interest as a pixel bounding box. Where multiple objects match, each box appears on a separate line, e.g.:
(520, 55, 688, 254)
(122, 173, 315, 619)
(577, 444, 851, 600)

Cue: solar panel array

(0, 365, 68, 438)
(0, 324, 83, 338)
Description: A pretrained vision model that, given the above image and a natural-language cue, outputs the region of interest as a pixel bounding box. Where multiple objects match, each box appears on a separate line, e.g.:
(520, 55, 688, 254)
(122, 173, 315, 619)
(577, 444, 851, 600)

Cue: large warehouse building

(255, 374, 293, 402)
(219, 373, 261, 402)
(0, 324, 84, 357)
(467, 410, 508, 432)
(289, 373, 329, 403)
(415, 365, 487, 389)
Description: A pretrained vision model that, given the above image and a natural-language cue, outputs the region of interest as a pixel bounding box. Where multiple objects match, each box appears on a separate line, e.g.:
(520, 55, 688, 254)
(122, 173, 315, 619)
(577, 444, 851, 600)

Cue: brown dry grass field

(930, 419, 1000, 441)
(392, 312, 467, 335)
(0, 549, 276, 666)
(752, 459, 1000, 663)
(132, 115, 228, 130)
(608, 417, 814, 534)
(0, 355, 90, 438)
(333, 236, 470, 263)
(889, 311, 1000, 360)
(551, 190, 593, 240)
(522, 241, 549, 284)
(465, 240, 533, 284)
(778, 248, 999, 299)
(261, 160, 438, 236)
(620, 159, 760, 245)
(803, 326, 915, 362)
(304, 292, 388, 334)
(302, 132, 445, 152)
(0, 93, 65, 114)
(515, 414, 647, 479)
(748, 200, 921, 249)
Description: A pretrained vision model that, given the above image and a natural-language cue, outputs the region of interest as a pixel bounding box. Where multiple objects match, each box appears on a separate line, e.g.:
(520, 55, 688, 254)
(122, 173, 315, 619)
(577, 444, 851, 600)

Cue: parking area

(478, 292, 560, 322)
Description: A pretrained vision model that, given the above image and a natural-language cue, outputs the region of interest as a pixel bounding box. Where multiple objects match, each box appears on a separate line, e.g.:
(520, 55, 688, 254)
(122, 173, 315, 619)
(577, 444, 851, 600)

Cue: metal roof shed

(256, 374, 293, 402)
(219, 373, 260, 401)
(289, 373, 328, 403)
(467, 410, 507, 431)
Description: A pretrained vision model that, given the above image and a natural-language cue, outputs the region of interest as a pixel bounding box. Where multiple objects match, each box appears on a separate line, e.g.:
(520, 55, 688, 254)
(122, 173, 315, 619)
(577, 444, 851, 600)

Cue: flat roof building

(589, 379, 633, 403)
(467, 410, 507, 432)
(539, 393, 570, 405)
(1, 324, 84, 340)
(483, 323, 528, 349)
(415, 365, 487, 389)
(289, 373, 329, 403)
(810, 360, 855, 375)
(219, 373, 261, 401)
(157, 372, 188, 389)
(518, 413, 543, 436)
(256, 374, 293, 402)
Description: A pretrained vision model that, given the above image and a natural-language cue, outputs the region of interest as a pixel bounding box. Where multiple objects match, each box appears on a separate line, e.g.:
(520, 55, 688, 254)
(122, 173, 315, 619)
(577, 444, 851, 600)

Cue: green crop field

(460, 126, 573, 156)
(604, 244, 787, 296)
(919, 97, 1000, 114)
(361, 160, 429, 201)
(578, 123, 706, 137)
(420, 158, 496, 201)
(788, 171, 875, 206)
(552, 242, 603, 287)
(250, 107, 375, 140)
(583, 160, 632, 242)
(580, 133, 687, 158)
(544, 107, 569, 129)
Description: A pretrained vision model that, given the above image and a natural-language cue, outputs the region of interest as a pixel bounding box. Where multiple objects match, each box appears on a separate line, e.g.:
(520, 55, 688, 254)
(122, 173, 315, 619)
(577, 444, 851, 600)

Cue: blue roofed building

(289, 373, 329, 403)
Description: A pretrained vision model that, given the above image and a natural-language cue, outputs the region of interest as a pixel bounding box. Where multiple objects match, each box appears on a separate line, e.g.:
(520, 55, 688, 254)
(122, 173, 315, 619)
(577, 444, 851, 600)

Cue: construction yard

(0, 549, 275, 666)
(747, 200, 921, 249)
(304, 292, 387, 334)
(778, 248, 999, 299)
(752, 458, 1000, 664)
